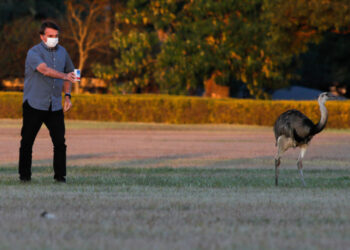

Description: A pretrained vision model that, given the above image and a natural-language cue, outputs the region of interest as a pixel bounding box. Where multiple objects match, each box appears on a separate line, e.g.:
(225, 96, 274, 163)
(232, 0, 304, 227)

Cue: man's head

(39, 21, 60, 48)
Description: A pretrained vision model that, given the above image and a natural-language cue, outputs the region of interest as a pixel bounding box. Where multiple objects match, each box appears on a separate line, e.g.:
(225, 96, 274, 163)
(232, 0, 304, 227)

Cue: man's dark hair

(39, 21, 60, 35)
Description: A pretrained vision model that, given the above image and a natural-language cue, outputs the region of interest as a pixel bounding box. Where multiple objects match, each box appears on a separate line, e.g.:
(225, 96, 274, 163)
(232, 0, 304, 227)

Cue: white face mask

(45, 37, 59, 48)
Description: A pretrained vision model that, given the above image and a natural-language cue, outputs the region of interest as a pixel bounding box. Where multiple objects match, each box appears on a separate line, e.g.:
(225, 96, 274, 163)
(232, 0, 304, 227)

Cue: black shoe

(20, 176, 31, 182)
(54, 176, 66, 183)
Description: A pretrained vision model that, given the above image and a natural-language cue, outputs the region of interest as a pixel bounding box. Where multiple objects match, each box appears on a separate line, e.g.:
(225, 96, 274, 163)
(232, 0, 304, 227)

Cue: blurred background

(1, 0, 350, 100)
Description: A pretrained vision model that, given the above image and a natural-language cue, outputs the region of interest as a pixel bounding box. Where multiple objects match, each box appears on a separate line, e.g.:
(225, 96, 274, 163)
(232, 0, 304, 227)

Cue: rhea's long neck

(313, 100, 328, 135)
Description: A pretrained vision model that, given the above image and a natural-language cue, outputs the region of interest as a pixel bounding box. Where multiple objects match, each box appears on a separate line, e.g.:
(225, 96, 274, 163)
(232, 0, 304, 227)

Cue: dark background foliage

(1, 0, 350, 98)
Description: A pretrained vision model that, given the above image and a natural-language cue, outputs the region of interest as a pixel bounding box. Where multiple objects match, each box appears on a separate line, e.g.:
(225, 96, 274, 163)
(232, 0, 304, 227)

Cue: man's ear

(40, 34, 46, 42)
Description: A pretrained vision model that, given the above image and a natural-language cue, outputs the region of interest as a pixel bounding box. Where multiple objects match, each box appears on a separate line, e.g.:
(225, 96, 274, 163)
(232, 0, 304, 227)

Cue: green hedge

(1, 92, 350, 128)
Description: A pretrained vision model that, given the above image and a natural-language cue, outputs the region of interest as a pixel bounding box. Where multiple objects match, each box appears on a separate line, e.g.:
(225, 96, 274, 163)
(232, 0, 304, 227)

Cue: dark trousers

(19, 101, 66, 179)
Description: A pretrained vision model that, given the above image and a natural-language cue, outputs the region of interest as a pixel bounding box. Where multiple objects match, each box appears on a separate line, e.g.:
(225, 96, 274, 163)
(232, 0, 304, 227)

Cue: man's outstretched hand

(64, 72, 76, 83)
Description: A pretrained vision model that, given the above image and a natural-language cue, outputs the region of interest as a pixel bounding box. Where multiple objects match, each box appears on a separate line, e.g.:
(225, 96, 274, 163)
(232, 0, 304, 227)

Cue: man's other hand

(64, 97, 72, 112)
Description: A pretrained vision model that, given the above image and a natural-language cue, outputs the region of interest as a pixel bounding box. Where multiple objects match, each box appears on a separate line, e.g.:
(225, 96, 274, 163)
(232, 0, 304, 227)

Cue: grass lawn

(0, 119, 349, 249)
(0, 166, 349, 250)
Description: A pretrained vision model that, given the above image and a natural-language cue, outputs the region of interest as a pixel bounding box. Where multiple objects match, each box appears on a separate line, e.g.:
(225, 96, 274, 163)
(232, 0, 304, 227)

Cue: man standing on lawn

(19, 20, 76, 183)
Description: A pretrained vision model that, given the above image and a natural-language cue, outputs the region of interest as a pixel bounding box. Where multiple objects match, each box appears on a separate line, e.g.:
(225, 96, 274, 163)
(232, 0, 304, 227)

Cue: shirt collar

(41, 41, 57, 52)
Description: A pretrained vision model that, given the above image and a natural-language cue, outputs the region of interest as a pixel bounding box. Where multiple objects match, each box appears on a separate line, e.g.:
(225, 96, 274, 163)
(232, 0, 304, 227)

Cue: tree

(64, 0, 111, 93)
(95, 0, 286, 98)
(94, 0, 350, 98)
(154, 0, 282, 98)
(0, 17, 41, 80)
(0, 0, 65, 29)
(264, 0, 350, 93)
(93, 0, 160, 94)
(0, 0, 65, 83)
(292, 32, 350, 94)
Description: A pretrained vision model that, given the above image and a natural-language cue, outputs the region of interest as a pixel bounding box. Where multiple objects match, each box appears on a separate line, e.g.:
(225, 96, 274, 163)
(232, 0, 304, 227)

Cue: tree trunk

(74, 48, 87, 94)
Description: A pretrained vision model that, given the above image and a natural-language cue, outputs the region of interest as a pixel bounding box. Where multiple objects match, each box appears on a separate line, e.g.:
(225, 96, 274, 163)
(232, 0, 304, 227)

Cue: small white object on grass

(40, 211, 56, 219)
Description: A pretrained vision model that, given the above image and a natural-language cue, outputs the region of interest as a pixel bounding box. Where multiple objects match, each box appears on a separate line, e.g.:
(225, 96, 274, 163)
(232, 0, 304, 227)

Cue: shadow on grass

(0, 166, 349, 188)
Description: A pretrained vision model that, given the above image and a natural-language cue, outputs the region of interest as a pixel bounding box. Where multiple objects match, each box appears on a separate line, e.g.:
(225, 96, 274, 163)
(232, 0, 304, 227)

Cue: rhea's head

(318, 92, 334, 104)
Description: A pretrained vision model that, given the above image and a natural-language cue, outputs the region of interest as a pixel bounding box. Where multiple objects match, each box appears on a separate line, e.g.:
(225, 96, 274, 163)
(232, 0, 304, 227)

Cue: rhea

(273, 92, 332, 186)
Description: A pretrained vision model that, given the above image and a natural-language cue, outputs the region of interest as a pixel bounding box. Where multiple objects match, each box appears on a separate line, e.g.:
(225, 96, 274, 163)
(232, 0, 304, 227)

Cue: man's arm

(36, 63, 75, 82)
(63, 80, 71, 94)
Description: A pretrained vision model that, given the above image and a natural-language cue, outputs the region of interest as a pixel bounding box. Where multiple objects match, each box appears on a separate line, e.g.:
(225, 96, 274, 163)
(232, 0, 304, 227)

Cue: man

(19, 21, 76, 183)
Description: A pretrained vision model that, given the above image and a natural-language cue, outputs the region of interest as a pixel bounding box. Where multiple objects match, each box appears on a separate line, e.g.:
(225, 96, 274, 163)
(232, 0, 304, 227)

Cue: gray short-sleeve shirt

(23, 42, 75, 111)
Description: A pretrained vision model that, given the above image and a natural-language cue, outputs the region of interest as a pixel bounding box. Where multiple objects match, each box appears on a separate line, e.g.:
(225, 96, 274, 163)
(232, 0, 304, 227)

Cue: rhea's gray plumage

(273, 92, 332, 186)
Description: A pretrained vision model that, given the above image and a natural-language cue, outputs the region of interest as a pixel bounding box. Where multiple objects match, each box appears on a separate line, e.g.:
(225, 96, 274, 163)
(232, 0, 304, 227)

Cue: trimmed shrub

(1, 92, 350, 128)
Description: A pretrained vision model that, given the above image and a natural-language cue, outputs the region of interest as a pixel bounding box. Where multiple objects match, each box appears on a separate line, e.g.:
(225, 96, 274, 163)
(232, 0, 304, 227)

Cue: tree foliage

(1, 0, 350, 97)
(0, 0, 65, 81)
(264, 0, 350, 95)
(0, 17, 41, 80)
(151, 0, 285, 98)
(0, 0, 65, 29)
(94, 0, 350, 98)
(94, 0, 161, 94)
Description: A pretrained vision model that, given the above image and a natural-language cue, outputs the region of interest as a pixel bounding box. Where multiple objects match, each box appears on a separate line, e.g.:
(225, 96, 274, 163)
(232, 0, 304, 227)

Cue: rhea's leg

(275, 136, 293, 186)
(275, 160, 280, 186)
(297, 145, 307, 186)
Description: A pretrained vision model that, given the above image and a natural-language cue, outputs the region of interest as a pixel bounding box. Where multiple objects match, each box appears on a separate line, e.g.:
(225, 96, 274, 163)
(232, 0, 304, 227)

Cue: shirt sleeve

(26, 49, 45, 72)
(64, 52, 75, 73)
